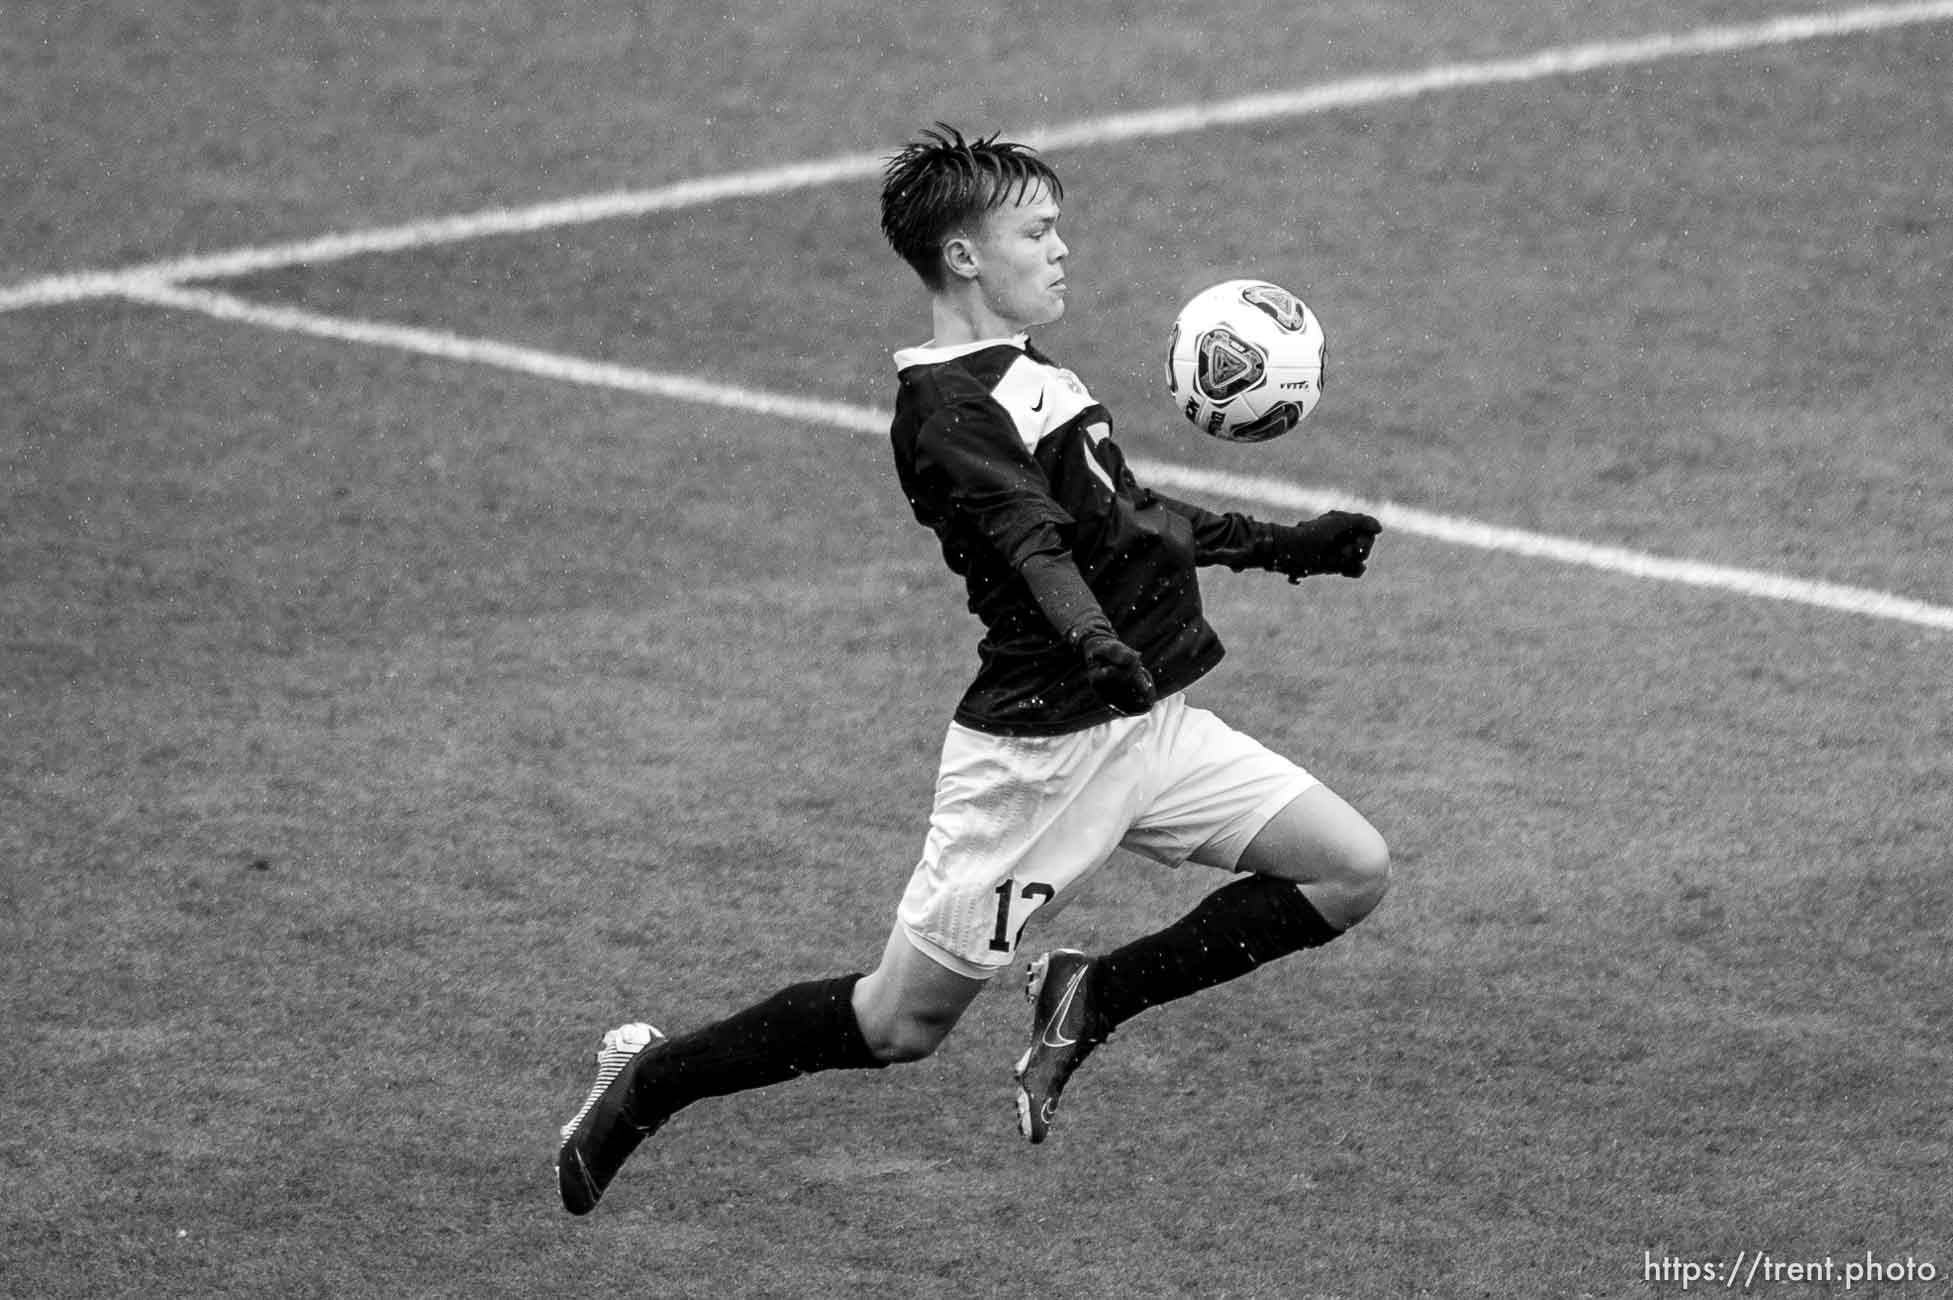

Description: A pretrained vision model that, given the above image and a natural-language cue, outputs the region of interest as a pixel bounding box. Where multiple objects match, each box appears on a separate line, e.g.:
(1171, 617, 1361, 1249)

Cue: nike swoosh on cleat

(560, 1151, 597, 1214)
(1039, 967, 1088, 1048)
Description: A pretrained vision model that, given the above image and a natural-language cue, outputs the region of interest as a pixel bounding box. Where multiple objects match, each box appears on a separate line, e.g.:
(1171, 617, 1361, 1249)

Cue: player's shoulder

(893, 336, 1026, 401)
(893, 337, 1099, 453)
(892, 337, 1029, 453)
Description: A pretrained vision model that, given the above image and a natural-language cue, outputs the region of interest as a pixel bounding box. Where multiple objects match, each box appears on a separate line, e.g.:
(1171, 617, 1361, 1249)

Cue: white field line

(1138, 464, 1953, 632)
(120, 282, 1953, 634)
(116, 282, 886, 433)
(7, 0, 1953, 311)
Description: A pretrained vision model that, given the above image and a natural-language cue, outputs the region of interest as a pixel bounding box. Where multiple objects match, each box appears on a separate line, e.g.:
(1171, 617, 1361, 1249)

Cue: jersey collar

(892, 334, 1028, 371)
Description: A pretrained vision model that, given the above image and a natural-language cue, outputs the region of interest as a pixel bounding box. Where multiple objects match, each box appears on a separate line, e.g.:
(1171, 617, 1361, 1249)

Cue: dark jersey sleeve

(914, 392, 1071, 564)
(1142, 488, 1275, 572)
(915, 394, 1117, 645)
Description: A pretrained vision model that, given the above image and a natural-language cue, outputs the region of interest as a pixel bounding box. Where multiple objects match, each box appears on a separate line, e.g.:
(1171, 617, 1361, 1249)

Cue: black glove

(1077, 631, 1158, 716)
(1265, 510, 1383, 582)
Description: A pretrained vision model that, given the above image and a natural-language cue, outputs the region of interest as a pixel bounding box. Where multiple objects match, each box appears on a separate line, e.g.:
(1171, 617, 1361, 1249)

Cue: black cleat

(1012, 949, 1106, 1144)
(555, 1022, 667, 1214)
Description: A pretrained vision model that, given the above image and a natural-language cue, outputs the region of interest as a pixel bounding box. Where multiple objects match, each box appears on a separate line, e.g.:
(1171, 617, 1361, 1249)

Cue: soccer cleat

(555, 1022, 667, 1215)
(1012, 949, 1106, 1144)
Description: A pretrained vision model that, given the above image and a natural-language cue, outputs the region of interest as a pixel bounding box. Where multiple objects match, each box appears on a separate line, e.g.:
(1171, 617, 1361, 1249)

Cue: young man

(555, 125, 1389, 1214)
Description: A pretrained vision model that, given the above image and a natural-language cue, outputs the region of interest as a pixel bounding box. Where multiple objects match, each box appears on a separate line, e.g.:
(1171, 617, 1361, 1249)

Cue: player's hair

(880, 124, 1064, 289)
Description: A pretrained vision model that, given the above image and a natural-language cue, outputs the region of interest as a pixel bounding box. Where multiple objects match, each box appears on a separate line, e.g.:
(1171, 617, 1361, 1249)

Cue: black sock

(1087, 875, 1344, 1035)
(632, 974, 886, 1121)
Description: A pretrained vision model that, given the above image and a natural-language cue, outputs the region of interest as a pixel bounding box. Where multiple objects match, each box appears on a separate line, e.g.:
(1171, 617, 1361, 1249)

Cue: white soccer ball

(1165, 279, 1328, 443)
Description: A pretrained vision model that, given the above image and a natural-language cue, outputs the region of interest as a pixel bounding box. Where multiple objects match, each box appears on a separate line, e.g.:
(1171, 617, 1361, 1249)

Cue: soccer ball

(1165, 279, 1327, 443)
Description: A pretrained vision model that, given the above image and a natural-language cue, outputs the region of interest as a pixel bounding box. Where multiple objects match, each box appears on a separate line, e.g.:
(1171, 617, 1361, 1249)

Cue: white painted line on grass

(0, 157, 889, 313)
(8, 0, 1953, 311)
(117, 282, 890, 433)
(1137, 463, 1953, 632)
(118, 282, 1953, 634)
(1026, 0, 1953, 151)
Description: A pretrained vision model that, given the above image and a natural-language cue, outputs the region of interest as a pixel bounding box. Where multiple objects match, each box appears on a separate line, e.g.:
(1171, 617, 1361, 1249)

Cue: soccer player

(555, 124, 1390, 1213)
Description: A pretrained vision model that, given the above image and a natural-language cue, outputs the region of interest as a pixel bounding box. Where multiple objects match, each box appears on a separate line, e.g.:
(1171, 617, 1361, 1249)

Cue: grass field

(6, 3, 1951, 1297)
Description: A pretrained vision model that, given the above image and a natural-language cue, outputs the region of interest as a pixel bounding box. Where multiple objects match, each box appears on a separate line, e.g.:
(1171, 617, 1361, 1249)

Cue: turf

(5, 3, 1950, 1298)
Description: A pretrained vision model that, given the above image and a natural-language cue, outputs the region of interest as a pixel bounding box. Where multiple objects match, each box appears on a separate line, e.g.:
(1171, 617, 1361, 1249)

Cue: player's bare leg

(1014, 785, 1389, 1142)
(850, 923, 988, 1063)
(1230, 783, 1391, 927)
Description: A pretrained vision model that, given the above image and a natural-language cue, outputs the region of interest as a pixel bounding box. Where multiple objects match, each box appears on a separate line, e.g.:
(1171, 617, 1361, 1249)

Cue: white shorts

(895, 692, 1317, 980)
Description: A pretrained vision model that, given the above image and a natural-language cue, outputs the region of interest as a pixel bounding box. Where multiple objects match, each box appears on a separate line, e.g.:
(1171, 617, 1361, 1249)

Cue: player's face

(971, 182, 1068, 330)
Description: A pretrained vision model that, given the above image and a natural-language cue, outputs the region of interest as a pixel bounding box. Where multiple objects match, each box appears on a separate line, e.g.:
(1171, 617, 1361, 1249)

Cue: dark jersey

(889, 335, 1268, 735)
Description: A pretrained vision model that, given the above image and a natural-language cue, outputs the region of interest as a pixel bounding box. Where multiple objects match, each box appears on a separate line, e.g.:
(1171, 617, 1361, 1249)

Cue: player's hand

(1267, 510, 1383, 581)
(1077, 632, 1158, 715)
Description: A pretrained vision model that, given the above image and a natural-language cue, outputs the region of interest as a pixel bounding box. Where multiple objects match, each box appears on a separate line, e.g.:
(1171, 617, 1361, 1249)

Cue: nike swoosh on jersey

(992, 353, 1095, 449)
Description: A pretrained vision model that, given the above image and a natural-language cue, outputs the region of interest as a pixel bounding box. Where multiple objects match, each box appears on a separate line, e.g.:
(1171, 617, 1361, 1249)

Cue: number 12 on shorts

(989, 879, 1056, 953)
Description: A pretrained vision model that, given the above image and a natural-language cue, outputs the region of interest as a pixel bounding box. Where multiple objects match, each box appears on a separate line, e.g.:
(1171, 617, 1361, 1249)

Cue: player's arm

(918, 401, 1157, 713)
(1015, 550, 1157, 714)
(1146, 488, 1382, 581)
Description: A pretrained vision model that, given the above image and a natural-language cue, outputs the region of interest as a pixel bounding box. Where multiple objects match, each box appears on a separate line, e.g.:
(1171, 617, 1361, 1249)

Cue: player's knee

(1318, 828, 1390, 928)
(1347, 832, 1391, 917)
(859, 1008, 956, 1064)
